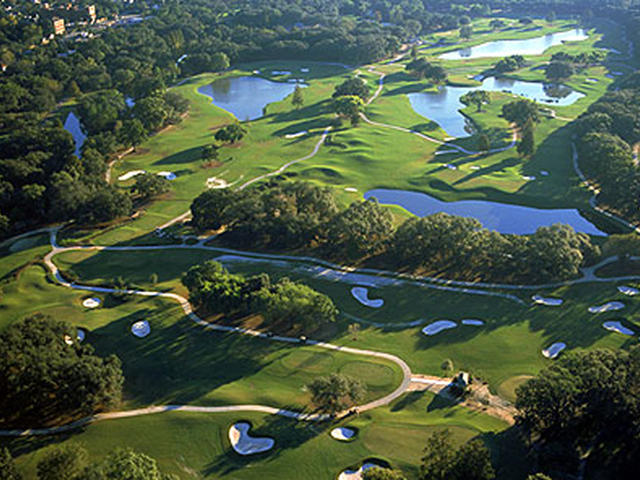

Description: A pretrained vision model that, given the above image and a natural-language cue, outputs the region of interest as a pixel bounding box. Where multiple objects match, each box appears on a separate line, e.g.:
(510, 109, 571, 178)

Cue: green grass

(5, 390, 522, 480)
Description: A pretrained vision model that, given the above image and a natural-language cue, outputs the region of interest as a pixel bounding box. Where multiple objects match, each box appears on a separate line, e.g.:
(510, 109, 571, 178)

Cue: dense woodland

(191, 181, 600, 283)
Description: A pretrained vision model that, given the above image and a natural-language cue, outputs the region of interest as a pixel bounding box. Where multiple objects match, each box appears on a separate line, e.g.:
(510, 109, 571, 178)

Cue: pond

(364, 189, 605, 235)
(440, 28, 588, 60)
(407, 76, 584, 137)
(63, 111, 87, 158)
(198, 76, 302, 121)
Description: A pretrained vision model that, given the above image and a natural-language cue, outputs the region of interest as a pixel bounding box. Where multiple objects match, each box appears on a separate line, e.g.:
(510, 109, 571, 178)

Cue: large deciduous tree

(307, 374, 365, 415)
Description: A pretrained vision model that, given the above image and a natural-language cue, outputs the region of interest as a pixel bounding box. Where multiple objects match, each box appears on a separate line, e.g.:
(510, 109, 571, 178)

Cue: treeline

(190, 181, 600, 284)
(574, 81, 640, 223)
(183, 260, 337, 333)
(0, 315, 123, 429)
(516, 347, 640, 479)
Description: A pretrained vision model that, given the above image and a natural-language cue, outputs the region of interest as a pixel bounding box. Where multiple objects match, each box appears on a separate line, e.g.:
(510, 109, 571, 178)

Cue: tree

(518, 118, 535, 157)
(0, 315, 124, 427)
(132, 173, 170, 201)
(405, 58, 447, 84)
(477, 133, 491, 152)
(210, 52, 230, 72)
(348, 322, 361, 340)
(94, 448, 174, 480)
(214, 123, 247, 144)
(461, 90, 490, 112)
(0, 448, 21, 480)
(332, 77, 371, 101)
(420, 430, 495, 480)
(460, 25, 473, 40)
(307, 374, 365, 415)
(603, 233, 640, 263)
(132, 95, 168, 132)
(291, 84, 304, 109)
(411, 45, 419, 59)
(190, 188, 238, 231)
(37, 444, 88, 480)
(333, 95, 365, 126)
(546, 61, 574, 81)
(451, 439, 495, 480)
(363, 467, 407, 480)
(441, 359, 454, 373)
(120, 118, 146, 151)
(420, 430, 456, 480)
(489, 19, 505, 30)
(502, 99, 540, 127)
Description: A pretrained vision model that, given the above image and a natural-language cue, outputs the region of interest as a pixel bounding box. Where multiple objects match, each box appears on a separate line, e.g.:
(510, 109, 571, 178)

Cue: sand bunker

(300, 68, 310, 72)
(444, 163, 457, 170)
(422, 320, 457, 336)
(131, 320, 150, 338)
(271, 70, 291, 75)
(206, 177, 230, 189)
(603, 321, 635, 336)
(470, 165, 482, 170)
(345, 187, 358, 192)
(532, 295, 563, 306)
(76, 328, 86, 343)
(82, 297, 101, 308)
(540, 170, 549, 176)
(462, 319, 484, 326)
(338, 462, 387, 480)
(351, 287, 384, 308)
(157, 171, 176, 180)
(118, 170, 146, 181)
(588, 301, 625, 313)
(618, 285, 639, 296)
(229, 422, 274, 455)
(586, 78, 599, 83)
(331, 427, 356, 441)
(522, 175, 536, 181)
(542, 342, 566, 359)
(284, 131, 308, 139)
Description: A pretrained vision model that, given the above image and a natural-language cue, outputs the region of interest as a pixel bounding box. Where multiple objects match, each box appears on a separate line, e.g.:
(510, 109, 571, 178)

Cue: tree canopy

(307, 373, 365, 414)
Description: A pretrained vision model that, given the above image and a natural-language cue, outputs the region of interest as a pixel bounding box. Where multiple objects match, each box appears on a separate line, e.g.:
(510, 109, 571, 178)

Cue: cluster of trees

(492, 55, 526, 74)
(332, 77, 371, 126)
(461, 90, 491, 112)
(307, 373, 364, 414)
(546, 50, 605, 81)
(502, 98, 540, 156)
(405, 58, 448, 84)
(420, 430, 495, 480)
(0, 315, 123, 428)
(574, 85, 640, 221)
(182, 260, 337, 333)
(516, 347, 640, 478)
(1, 443, 175, 480)
(191, 181, 600, 283)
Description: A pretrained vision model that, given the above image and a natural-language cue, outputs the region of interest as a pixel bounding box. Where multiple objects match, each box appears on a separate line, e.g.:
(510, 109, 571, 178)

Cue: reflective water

(364, 189, 605, 235)
(63, 111, 87, 158)
(407, 76, 584, 137)
(198, 76, 302, 121)
(440, 28, 588, 60)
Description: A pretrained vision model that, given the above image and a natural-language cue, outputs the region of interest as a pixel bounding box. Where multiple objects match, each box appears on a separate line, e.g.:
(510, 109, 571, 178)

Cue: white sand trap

(131, 320, 150, 338)
(470, 165, 481, 170)
(588, 301, 625, 313)
(540, 170, 549, 176)
(542, 342, 566, 359)
(77, 328, 86, 342)
(462, 319, 484, 326)
(586, 78, 599, 83)
(206, 177, 229, 189)
(83, 297, 101, 308)
(422, 320, 457, 336)
(603, 321, 635, 336)
(300, 68, 310, 72)
(157, 171, 176, 180)
(253, 69, 260, 74)
(345, 187, 358, 193)
(331, 427, 356, 441)
(284, 131, 308, 139)
(118, 170, 146, 181)
(339, 462, 386, 480)
(271, 70, 291, 75)
(522, 175, 536, 181)
(351, 287, 384, 308)
(618, 285, 639, 296)
(229, 422, 274, 455)
(64, 335, 74, 346)
(532, 295, 563, 306)
(445, 163, 457, 170)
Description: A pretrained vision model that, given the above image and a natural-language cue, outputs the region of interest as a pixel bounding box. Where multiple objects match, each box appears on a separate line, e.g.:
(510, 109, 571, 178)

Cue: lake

(440, 28, 588, 60)
(364, 189, 605, 235)
(407, 76, 584, 137)
(63, 111, 87, 158)
(198, 76, 302, 121)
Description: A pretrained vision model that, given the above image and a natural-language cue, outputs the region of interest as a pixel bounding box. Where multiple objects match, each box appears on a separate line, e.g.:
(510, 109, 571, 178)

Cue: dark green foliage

(333, 95, 365, 126)
(516, 348, 640, 478)
(460, 25, 473, 39)
(420, 430, 495, 480)
(405, 58, 447, 84)
(214, 123, 247, 144)
(291, 84, 304, 108)
(132, 173, 170, 201)
(492, 55, 526, 73)
(0, 315, 124, 428)
(332, 77, 371, 101)
(518, 118, 535, 157)
(363, 467, 406, 480)
(37, 444, 88, 480)
(502, 99, 540, 127)
(190, 188, 237, 231)
(461, 90, 490, 112)
(545, 61, 574, 81)
(307, 373, 365, 414)
(0, 447, 21, 480)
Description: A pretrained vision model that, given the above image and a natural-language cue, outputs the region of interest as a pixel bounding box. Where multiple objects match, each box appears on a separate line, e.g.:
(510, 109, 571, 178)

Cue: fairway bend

(1, 230, 413, 436)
